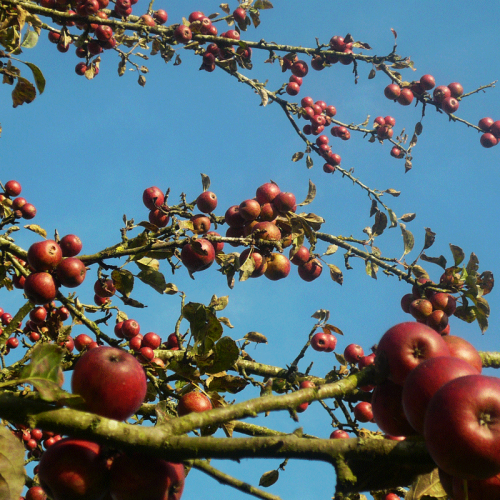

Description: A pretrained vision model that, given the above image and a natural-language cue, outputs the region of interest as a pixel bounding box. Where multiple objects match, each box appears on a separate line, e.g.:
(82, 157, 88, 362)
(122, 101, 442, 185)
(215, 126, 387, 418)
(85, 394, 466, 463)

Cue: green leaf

(206, 374, 248, 393)
(388, 209, 398, 228)
(306, 155, 313, 169)
(400, 223, 414, 257)
(254, 0, 273, 9)
(291, 152, 304, 162)
(12, 76, 36, 108)
(183, 302, 223, 354)
(420, 253, 447, 270)
(209, 336, 240, 373)
(405, 468, 448, 500)
(201, 173, 211, 191)
(208, 295, 229, 311)
(298, 179, 316, 206)
(466, 252, 479, 275)
(23, 62, 45, 94)
(259, 469, 279, 487)
(423, 227, 436, 250)
(135, 257, 160, 271)
(0, 426, 26, 500)
(1, 301, 33, 341)
(111, 268, 134, 297)
(449, 244, 465, 266)
(372, 211, 387, 237)
(137, 269, 176, 294)
(21, 30, 38, 49)
(19, 344, 65, 400)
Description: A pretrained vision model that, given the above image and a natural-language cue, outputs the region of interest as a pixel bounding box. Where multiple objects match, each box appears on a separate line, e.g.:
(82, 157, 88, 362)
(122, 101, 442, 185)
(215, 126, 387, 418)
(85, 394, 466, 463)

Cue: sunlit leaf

(0, 426, 25, 500)
(259, 469, 279, 487)
(400, 223, 414, 257)
(299, 179, 316, 206)
(24, 224, 46, 238)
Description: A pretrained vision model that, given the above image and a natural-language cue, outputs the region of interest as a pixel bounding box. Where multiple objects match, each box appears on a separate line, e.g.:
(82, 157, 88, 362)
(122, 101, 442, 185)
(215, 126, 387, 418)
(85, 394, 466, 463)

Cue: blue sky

(1, 1, 500, 499)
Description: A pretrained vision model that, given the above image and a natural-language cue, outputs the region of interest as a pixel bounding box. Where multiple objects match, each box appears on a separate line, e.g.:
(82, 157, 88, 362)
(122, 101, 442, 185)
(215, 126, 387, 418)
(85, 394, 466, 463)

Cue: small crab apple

(59, 234, 82, 257)
(286, 82, 301, 96)
(140, 14, 155, 26)
(441, 96, 459, 114)
(377, 125, 394, 140)
(419, 74, 436, 90)
(181, 239, 216, 273)
(142, 332, 161, 350)
(28, 240, 63, 272)
(291, 60, 309, 77)
(75, 62, 87, 75)
(149, 206, 170, 227)
(94, 278, 116, 298)
(206, 231, 224, 253)
(478, 117, 494, 132)
(233, 6, 246, 23)
(196, 191, 217, 213)
(289, 75, 302, 86)
(480, 132, 498, 148)
(310, 332, 331, 352)
(298, 259, 323, 282)
(142, 186, 164, 210)
(4, 180, 22, 196)
(74, 333, 94, 352)
(95, 25, 113, 41)
(353, 402, 373, 423)
(397, 88, 414, 106)
(264, 254, 291, 281)
(56, 258, 87, 288)
(121, 319, 140, 339)
(391, 146, 404, 158)
(290, 246, 310, 266)
(329, 35, 345, 51)
(433, 85, 451, 103)
(190, 214, 211, 234)
(178, 391, 212, 416)
(239, 199, 261, 221)
(330, 429, 350, 439)
(300, 96, 314, 107)
(71, 346, 147, 420)
(30, 306, 47, 324)
(273, 192, 296, 214)
(384, 83, 401, 100)
(24, 273, 58, 304)
(344, 344, 364, 364)
(153, 9, 167, 24)
(490, 120, 500, 138)
(256, 182, 281, 204)
(174, 25, 192, 43)
(447, 82, 464, 98)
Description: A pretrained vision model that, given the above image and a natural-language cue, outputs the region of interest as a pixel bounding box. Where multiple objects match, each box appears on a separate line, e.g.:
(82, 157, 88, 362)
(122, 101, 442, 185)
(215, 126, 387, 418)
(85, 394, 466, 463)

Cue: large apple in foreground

(110, 453, 185, 500)
(402, 355, 478, 433)
(38, 438, 109, 500)
(424, 374, 500, 480)
(375, 322, 450, 385)
(71, 346, 147, 421)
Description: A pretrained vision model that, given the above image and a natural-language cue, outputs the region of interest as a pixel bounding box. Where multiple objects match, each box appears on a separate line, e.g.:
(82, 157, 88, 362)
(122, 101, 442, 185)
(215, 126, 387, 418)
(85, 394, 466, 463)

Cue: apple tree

(0, 1, 499, 499)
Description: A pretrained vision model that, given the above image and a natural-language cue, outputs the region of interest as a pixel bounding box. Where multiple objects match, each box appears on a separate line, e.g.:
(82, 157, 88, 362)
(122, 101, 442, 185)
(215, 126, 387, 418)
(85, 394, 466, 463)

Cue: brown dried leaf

(244, 331, 268, 344)
(327, 264, 343, 285)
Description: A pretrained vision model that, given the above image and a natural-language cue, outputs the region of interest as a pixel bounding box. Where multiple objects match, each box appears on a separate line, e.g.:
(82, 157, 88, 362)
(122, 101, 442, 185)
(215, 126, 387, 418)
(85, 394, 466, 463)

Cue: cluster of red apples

(325, 315, 499, 499)
(143, 182, 325, 283)
(19, 235, 86, 306)
(384, 74, 463, 114)
(18, 346, 185, 500)
(284, 35, 354, 97)
(0, 180, 36, 220)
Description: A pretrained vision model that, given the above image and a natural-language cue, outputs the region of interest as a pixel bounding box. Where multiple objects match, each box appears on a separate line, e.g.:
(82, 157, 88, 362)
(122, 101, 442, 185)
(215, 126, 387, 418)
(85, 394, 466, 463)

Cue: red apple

(353, 401, 373, 423)
(28, 240, 63, 271)
(402, 355, 479, 433)
(298, 259, 323, 282)
(424, 375, 500, 480)
(180, 239, 215, 273)
(59, 234, 83, 257)
(264, 253, 290, 281)
(56, 258, 87, 288)
(196, 191, 217, 213)
(255, 182, 280, 204)
(71, 346, 147, 420)
(24, 272, 58, 304)
(344, 344, 364, 364)
(110, 453, 184, 500)
(371, 379, 416, 437)
(177, 391, 212, 416)
(375, 322, 450, 385)
(442, 335, 483, 373)
(142, 186, 164, 210)
(38, 438, 109, 500)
